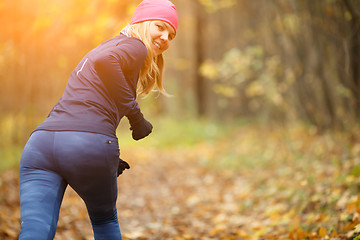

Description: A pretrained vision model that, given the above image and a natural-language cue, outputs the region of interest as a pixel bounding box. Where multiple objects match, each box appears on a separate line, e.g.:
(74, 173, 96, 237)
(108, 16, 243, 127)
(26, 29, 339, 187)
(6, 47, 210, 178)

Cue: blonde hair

(128, 21, 168, 96)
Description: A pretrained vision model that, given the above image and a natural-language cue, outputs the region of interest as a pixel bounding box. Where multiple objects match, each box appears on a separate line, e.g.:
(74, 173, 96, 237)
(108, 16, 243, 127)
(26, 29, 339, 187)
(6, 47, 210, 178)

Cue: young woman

(18, 0, 178, 239)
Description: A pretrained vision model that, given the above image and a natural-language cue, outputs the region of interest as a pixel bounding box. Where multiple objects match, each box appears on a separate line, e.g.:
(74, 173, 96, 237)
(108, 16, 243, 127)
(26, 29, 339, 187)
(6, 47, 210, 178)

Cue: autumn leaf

(318, 227, 327, 238)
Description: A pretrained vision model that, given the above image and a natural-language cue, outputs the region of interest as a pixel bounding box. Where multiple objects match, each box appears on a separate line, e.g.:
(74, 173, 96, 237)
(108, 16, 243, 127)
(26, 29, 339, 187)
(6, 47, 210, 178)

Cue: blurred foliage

(198, 0, 237, 13)
(0, 0, 142, 171)
(0, 0, 358, 163)
(0, 0, 137, 113)
(199, 46, 288, 115)
(1, 0, 359, 130)
(0, 112, 41, 170)
(191, 0, 360, 130)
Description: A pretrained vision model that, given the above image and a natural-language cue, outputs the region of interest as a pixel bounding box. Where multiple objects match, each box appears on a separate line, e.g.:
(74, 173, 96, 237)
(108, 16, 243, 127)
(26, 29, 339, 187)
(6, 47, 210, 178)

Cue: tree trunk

(194, 1, 207, 116)
(344, 0, 360, 117)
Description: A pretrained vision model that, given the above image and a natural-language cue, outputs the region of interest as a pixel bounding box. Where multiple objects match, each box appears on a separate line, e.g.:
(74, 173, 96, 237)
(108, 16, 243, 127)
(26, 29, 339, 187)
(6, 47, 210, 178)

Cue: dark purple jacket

(34, 34, 148, 138)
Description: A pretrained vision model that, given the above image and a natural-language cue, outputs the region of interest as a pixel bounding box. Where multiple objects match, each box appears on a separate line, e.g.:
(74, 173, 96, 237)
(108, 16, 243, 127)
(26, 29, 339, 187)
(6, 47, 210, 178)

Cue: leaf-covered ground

(1, 123, 360, 239)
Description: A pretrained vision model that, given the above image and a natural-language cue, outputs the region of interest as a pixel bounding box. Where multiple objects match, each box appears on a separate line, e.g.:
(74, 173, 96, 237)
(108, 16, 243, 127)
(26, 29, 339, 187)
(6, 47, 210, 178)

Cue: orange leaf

(318, 227, 327, 238)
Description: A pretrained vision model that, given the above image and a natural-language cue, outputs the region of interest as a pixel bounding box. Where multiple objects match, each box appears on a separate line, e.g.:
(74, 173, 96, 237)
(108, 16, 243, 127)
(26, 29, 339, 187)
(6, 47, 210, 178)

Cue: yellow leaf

(318, 227, 327, 237)
(331, 230, 339, 237)
(213, 84, 237, 98)
(199, 59, 219, 80)
(245, 82, 265, 97)
(355, 224, 360, 233)
(347, 202, 357, 213)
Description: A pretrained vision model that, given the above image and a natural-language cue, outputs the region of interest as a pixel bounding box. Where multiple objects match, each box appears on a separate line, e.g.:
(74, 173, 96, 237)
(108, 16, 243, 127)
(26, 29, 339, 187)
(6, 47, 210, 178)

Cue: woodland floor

(1, 123, 360, 240)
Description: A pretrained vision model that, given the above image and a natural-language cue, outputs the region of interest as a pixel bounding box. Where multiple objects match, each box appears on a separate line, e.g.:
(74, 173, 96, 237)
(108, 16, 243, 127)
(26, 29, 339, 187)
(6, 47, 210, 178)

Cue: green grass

(0, 112, 43, 172)
(116, 115, 239, 149)
(0, 113, 241, 172)
(0, 146, 23, 171)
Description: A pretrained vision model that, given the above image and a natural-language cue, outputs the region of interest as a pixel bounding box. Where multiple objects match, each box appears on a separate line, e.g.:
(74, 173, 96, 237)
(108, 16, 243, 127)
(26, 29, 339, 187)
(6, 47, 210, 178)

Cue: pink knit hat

(130, 0, 178, 33)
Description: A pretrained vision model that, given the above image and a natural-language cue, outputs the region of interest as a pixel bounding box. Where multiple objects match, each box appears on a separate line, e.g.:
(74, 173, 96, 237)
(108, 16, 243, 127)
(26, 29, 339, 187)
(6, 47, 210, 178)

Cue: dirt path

(0, 147, 250, 240)
(56, 148, 251, 240)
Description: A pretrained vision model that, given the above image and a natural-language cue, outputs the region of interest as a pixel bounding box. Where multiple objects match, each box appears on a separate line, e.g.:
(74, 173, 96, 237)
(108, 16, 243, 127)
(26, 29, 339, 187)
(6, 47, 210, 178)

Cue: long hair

(128, 21, 168, 96)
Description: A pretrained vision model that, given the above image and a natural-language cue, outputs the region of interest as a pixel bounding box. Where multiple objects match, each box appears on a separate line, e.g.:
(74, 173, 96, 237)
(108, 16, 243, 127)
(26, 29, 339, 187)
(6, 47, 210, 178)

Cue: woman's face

(149, 21, 176, 56)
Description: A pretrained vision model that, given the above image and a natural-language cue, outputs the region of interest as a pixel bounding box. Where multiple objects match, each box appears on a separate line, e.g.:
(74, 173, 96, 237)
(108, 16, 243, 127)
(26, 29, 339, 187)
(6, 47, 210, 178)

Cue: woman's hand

(127, 112, 153, 140)
(130, 118, 153, 140)
(117, 158, 130, 176)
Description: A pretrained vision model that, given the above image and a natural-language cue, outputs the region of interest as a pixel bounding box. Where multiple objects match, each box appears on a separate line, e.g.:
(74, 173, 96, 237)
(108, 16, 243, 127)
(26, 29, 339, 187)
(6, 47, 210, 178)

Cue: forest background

(1, 0, 360, 239)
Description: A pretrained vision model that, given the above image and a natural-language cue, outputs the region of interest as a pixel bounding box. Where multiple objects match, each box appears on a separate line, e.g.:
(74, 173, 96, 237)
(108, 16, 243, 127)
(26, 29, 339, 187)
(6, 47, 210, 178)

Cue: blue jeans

(18, 130, 122, 240)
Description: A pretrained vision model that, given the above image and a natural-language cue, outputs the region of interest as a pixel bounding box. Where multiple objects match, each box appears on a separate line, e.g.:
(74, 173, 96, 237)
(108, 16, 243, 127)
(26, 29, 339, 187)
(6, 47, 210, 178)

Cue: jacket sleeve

(93, 39, 147, 116)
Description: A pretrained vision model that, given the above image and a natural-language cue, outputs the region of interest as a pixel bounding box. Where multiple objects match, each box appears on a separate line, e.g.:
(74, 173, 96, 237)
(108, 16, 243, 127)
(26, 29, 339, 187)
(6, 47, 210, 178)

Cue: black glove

(127, 111, 153, 140)
(117, 158, 130, 176)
